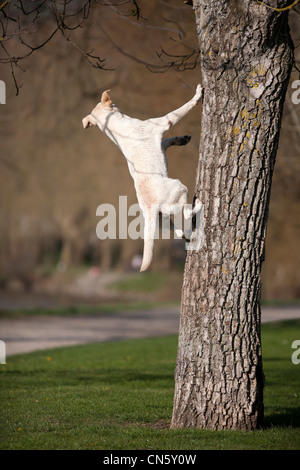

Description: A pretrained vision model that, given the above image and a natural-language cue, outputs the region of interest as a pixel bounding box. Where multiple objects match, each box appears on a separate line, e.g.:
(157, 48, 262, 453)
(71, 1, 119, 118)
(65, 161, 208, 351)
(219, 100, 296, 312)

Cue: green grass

(0, 321, 300, 450)
(112, 271, 167, 293)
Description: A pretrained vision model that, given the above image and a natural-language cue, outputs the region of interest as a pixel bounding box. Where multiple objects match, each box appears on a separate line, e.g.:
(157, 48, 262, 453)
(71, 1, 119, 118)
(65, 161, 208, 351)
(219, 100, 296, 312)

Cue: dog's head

(82, 90, 113, 129)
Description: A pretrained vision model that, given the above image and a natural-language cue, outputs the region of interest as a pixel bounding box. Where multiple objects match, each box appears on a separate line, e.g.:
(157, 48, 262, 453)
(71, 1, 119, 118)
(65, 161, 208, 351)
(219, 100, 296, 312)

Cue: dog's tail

(140, 209, 158, 272)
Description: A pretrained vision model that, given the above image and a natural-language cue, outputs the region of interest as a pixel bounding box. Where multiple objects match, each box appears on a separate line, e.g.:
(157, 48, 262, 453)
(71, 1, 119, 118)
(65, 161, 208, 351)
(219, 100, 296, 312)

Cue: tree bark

(171, 0, 293, 430)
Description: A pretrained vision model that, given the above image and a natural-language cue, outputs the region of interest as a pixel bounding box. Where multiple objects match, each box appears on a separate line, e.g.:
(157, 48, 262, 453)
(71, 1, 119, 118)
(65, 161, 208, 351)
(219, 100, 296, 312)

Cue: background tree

(171, 0, 294, 430)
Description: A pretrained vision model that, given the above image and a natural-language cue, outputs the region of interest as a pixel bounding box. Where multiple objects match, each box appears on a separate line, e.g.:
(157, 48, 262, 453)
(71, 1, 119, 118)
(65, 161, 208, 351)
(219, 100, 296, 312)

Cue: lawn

(0, 320, 299, 450)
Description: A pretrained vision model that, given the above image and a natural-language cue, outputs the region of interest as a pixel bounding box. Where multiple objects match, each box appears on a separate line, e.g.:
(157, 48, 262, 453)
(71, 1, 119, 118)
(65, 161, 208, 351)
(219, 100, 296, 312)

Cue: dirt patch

(139, 419, 171, 430)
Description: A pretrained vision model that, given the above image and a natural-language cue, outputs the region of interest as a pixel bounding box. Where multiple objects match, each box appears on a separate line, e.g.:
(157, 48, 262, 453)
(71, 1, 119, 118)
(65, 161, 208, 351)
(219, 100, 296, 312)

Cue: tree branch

(0, 0, 139, 94)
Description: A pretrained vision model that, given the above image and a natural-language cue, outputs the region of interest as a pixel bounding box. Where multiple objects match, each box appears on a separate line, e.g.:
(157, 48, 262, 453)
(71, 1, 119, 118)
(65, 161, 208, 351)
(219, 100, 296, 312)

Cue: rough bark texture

(171, 0, 293, 430)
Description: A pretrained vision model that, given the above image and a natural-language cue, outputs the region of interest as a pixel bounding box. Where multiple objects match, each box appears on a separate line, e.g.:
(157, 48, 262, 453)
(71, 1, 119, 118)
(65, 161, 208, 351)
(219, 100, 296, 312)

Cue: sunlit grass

(0, 321, 299, 450)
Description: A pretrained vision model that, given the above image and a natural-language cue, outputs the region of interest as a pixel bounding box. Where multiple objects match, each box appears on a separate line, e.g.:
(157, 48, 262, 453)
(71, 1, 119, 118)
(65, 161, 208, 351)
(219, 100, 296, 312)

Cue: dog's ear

(82, 115, 93, 129)
(101, 89, 112, 107)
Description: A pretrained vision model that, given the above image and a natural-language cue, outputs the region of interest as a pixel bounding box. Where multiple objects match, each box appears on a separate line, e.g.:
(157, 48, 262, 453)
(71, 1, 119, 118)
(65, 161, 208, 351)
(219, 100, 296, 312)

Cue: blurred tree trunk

(171, 0, 293, 430)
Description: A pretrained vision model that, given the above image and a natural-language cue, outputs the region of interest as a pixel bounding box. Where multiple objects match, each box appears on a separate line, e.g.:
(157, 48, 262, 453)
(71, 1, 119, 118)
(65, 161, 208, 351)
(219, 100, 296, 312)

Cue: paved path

(1, 305, 300, 357)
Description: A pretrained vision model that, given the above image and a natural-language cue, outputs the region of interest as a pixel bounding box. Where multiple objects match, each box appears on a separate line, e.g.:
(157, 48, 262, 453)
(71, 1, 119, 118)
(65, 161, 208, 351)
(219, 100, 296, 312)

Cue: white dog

(82, 85, 203, 271)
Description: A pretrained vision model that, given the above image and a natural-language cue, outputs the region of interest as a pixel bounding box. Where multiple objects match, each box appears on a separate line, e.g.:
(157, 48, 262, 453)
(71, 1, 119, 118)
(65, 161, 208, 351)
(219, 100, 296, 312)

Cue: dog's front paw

(176, 135, 191, 146)
(182, 135, 191, 144)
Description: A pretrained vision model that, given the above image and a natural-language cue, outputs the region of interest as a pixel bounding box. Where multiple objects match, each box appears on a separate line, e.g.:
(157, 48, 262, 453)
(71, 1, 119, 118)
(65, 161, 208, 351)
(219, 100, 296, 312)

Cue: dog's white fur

(82, 84, 203, 271)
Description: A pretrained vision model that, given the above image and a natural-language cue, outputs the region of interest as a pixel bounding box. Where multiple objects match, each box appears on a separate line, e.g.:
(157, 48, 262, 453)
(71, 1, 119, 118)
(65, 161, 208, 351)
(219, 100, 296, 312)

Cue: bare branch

(0, 0, 202, 93)
(255, 0, 299, 11)
(0, 0, 115, 93)
(102, 25, 199, 73)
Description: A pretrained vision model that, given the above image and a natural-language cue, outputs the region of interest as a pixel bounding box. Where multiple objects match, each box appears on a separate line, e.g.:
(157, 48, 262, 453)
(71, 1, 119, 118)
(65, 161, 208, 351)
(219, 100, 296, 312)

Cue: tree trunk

(171, 0, 293, 430)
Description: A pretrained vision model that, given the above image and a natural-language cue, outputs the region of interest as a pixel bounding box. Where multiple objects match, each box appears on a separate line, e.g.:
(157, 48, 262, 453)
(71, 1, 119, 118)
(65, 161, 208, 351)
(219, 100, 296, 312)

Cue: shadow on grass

(55, 368, 174, 388)
(3, 367, 174, 389)
(264, 409, 300, 428)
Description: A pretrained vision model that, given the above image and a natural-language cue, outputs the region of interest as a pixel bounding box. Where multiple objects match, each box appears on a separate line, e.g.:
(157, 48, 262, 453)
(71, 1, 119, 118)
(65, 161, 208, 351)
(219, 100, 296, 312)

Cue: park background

(0, 0, 299, 310)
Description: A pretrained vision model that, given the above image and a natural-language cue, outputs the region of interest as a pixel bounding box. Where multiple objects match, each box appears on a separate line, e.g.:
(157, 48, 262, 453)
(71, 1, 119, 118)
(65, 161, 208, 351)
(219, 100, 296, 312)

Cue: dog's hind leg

(183, 198, 203, 221)
(160, 184, 190, 242)
(174, 191, 203, 242)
